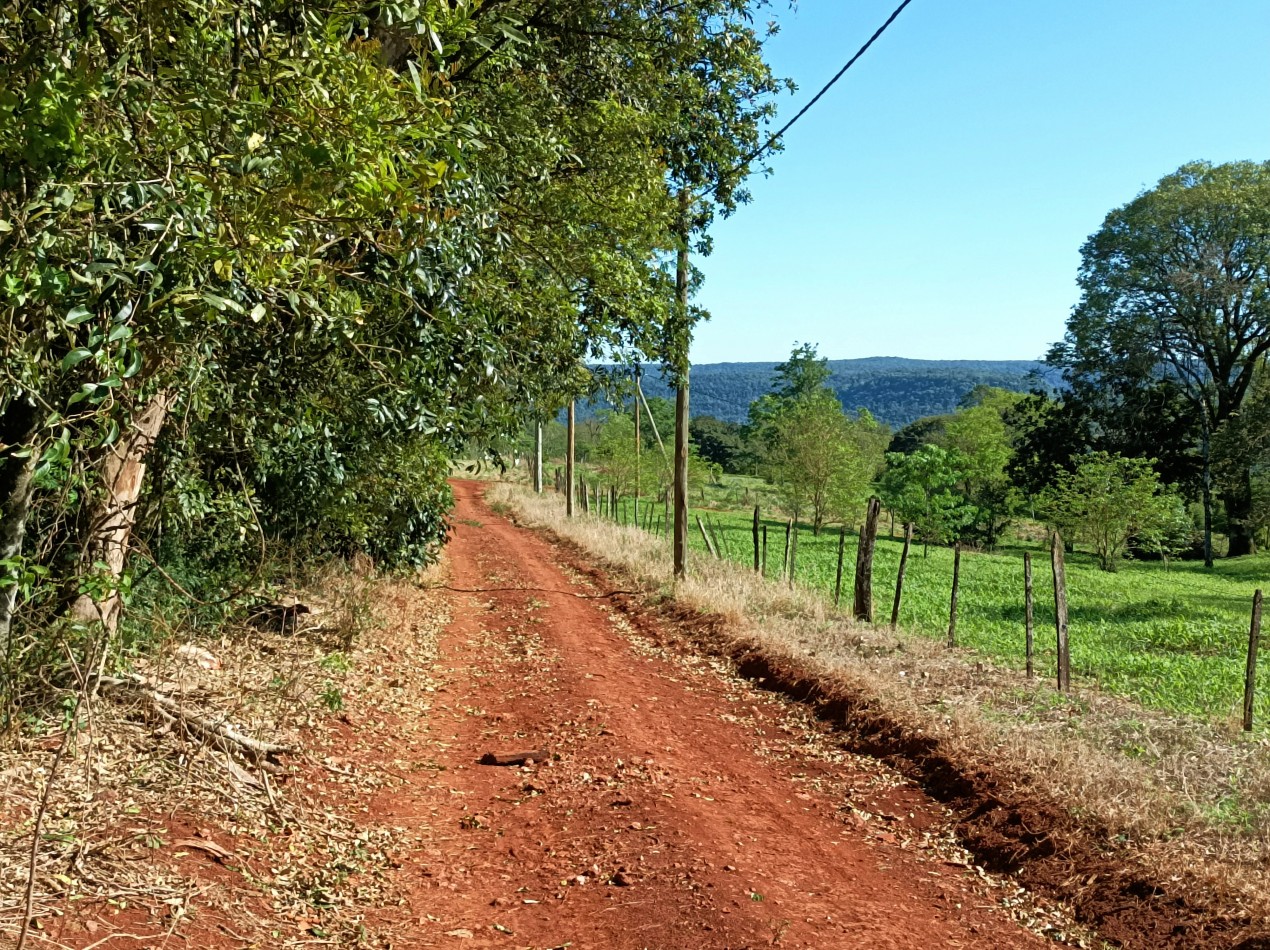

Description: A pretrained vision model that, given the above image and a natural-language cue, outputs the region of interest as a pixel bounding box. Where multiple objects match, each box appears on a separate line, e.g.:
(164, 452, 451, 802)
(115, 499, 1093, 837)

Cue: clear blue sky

(692, 0, 1270, 365)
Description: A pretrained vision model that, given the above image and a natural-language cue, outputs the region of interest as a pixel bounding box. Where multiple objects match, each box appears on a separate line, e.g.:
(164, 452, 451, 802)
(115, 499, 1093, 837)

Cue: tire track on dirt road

(376, 480, 1061, 949)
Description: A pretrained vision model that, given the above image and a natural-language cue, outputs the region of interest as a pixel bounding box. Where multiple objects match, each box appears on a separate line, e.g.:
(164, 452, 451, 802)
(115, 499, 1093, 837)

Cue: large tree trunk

(1223, 466, 1257, 558)
(1200, 414, 1215, 568)
(68, 393, 173, 636)
(0, 398, 41, 668)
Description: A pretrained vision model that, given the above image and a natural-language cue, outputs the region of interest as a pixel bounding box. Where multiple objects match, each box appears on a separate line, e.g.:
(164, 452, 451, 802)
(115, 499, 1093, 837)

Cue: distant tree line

(565, 160, 1270, 572)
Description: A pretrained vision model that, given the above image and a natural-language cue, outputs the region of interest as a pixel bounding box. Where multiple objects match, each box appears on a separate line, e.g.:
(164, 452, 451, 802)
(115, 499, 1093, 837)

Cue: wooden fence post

(788, 523, 798, 587)
(947, 542, 961, 647)
(853, 497, 881, 622)
(891, 523, 912, 630)
(752, 506, 761, 573)
(1024, 551, 1034, 679)
(1244, 589, 1263, 732)
(1052, 531, 1070, 693)
(834, 527, 847, 607)
(782, 519, 792, 581)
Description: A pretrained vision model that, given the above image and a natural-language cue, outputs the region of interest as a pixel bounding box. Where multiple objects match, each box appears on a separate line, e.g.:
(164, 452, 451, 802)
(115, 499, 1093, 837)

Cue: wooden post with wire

(891, 522, 912, 630)
(833, 527, 847, 607)
(1024, 551, 1034, 678)
(1052, 531, 1070, 693)
(853, 497, 881, 622)
(1244, 589, 1263, 732)
(752, 506, 761, 573)
(947, 542, 961, 647)
(788, 523, 798, 587)
(634, 368, 641, 526)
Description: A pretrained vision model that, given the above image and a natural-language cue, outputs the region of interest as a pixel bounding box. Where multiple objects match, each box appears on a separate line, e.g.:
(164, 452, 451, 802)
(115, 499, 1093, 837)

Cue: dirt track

(374, 481, 1061, 949)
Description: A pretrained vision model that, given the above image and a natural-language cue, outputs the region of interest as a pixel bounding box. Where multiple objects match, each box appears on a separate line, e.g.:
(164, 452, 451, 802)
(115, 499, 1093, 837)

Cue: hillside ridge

(622, 356, 1059, 428)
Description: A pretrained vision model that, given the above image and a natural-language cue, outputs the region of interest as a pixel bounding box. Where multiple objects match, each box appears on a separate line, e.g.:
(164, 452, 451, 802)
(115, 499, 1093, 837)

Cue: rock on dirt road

(366, 481, 1065, 949)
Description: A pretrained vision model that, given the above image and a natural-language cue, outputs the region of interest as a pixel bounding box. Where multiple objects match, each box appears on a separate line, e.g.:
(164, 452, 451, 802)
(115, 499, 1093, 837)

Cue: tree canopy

(0, 0, 787, 704)
(1050, 160, 1270, 561)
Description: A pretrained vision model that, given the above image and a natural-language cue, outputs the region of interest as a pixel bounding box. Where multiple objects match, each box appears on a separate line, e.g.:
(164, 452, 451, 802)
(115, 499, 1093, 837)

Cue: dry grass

(0, 563, 447, 946)
(491, 481, 1270, 923)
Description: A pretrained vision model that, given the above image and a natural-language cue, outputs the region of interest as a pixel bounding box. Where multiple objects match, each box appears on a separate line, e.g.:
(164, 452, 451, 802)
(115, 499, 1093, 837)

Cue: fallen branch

(96, 675, 293, 766)
(479, 749, 548, 766)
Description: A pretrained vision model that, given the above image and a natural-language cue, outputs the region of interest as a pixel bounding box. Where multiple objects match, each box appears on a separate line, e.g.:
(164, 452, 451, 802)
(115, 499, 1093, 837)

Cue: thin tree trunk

(68, 392, 173, 637)
(0, 399, 40, 668)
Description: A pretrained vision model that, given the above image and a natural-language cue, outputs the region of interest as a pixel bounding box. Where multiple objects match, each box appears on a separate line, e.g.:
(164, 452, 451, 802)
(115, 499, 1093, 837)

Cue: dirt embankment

(503, 479, 1270, 950)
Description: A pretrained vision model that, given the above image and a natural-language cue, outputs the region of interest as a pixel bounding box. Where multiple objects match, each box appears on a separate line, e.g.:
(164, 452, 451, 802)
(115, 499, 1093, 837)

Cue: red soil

(29, 480, 1087, 948)
(366, 480, 1055, 949)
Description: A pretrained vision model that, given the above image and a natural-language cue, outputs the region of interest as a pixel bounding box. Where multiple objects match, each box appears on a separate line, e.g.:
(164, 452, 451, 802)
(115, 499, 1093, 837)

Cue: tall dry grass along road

(377, 479, 1063, 948)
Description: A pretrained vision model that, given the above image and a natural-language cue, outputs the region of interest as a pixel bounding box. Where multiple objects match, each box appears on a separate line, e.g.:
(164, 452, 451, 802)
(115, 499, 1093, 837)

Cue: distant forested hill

(631, 357, 1060, 428)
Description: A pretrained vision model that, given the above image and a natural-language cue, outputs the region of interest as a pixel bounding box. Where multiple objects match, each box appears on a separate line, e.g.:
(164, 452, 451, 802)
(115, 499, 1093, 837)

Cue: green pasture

(584, 473, 1270, 728)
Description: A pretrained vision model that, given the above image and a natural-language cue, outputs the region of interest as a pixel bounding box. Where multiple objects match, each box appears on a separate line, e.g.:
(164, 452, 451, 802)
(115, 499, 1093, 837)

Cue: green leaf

(60, 348, 94, 370)
(121, 348, 143, 379)
(202, 292, 243, 313)
(65, 306, 93, 325)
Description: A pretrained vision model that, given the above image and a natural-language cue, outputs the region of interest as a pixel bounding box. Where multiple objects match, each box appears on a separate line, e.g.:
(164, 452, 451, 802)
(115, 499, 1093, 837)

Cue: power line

(737, 0, 916, 173)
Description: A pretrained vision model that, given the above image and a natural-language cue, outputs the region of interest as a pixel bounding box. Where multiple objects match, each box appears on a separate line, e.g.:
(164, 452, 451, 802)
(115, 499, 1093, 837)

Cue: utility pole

(566, 401, 575, 517)
(533, 421, 543, 494)
(672, 193, 690, 580)
(634, 366, 641, 526)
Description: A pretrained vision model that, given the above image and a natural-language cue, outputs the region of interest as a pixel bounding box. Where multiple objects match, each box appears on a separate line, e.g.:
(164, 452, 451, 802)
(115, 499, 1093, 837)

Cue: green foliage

(680, 498, 1270, 728)
(747, 345, 887, 533)
(0, 0, 789, 706)
(1052, 160, 1270, 556)
(689, 415, 748, 473)
(879, 445, 973, 551)
(1038, 453, 1187, 572)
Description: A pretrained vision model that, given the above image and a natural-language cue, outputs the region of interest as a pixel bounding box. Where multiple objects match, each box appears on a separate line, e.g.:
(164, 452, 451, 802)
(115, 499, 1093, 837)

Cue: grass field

(577, 471, 1270, 728)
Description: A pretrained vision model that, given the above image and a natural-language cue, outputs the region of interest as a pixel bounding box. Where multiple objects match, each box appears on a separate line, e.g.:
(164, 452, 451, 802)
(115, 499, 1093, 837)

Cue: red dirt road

(377, 481, 1058, 949)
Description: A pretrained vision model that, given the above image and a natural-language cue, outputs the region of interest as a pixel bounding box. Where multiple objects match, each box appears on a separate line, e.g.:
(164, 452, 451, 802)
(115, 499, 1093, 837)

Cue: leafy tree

(1038, 453, 1184, 571)
(879, 445, 973, 555)
(747, 345, 886, 534)
(0, 0, 788, 703)
(1051, 160, 1270, 563)
(943, 389, 1023, 545)
(689, 415, 748, 473)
